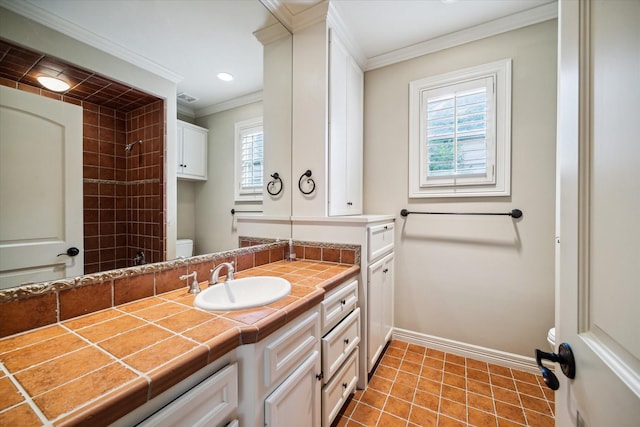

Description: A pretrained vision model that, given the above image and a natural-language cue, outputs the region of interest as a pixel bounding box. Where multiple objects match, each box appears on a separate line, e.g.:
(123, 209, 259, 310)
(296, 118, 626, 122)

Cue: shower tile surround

(0, 240, 360, 425)
(0, 39, 164, 274)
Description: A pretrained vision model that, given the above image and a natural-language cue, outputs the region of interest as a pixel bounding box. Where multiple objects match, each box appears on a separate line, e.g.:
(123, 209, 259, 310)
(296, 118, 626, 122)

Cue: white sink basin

(194, 276, 291, 311)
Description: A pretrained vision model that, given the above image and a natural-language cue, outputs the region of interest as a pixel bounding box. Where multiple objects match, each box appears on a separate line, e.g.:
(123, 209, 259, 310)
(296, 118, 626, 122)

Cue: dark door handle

(57, 247, 80, 257)
(535, 342, 576, 390)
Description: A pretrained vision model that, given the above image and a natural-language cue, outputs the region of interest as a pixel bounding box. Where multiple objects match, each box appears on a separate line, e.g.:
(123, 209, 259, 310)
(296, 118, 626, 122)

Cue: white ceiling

(331, 0, 556, 59)
(3, 0, 557, 115)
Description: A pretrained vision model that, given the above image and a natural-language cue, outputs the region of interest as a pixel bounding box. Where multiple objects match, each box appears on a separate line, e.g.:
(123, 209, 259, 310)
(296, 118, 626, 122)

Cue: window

(235, 117, 264, 201)
(409, 59, 511, 197)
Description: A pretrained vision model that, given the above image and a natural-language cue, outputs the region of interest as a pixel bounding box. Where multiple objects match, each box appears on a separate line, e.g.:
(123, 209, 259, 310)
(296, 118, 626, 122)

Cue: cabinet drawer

(264, 311, 320, 388)
(322, 348, 358, 426)
(321, 279, 358, 333)
(138, 363, 237, 427)
(368, 222, 394, 261)
(322, 308, 360, 382)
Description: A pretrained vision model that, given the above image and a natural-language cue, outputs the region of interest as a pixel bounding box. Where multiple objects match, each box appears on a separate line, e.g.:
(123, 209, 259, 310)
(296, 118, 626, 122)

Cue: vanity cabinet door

(177, 120, 208, 181)
(264, 350, 321, 427)
(367, 252, 394, 372)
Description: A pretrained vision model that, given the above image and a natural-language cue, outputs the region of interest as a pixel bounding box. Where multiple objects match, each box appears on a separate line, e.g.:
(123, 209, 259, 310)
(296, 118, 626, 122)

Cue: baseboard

(392, 328, 540, 374)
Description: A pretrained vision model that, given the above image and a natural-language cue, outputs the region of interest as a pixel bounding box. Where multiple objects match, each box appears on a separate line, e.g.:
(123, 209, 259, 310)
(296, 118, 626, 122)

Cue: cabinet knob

(315, 373, 324, 381)
(342, 382, 348, 389)
(344, 338, 349, 345)
(347, 201, 353, 206)
(383, 268, 389, 273)
(340, 299, 346, 305)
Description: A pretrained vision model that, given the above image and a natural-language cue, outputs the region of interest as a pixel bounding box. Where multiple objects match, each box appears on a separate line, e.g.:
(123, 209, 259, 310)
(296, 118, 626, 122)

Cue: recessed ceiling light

(216, 72, 234, 82)
(441, 0, 458, 3)
(37, 76, 70, 92)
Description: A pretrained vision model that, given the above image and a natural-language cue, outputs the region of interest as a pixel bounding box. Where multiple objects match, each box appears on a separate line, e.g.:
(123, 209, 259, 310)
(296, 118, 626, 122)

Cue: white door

(0, 86, 83, 289)
(555, 1, 640, 425)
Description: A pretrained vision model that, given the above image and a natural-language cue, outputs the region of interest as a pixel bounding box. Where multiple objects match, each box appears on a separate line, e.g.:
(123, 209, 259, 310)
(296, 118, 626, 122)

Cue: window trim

(409, 59, 512, 198)
(234, 117, 264, 202)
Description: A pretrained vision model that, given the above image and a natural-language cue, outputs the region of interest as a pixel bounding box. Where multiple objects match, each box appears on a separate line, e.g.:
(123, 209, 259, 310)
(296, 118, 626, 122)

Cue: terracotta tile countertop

(0, 260, 359, 426)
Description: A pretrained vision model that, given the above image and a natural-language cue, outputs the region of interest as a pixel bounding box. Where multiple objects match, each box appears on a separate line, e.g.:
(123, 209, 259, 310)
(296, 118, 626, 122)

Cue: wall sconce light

(37, 76, 70, 92)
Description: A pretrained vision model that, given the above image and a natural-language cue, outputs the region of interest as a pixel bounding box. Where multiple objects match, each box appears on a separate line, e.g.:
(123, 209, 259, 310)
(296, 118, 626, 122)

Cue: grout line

(340, 340, 555, 427)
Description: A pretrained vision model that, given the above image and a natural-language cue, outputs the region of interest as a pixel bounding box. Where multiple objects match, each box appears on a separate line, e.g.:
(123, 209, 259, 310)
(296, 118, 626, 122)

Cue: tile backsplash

(0, 240, 360, 339)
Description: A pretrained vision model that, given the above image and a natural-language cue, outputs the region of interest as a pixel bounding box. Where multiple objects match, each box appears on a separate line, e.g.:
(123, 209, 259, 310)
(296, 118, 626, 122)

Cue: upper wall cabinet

(177, 120, 208, 181)
(328, 30, 363, 216)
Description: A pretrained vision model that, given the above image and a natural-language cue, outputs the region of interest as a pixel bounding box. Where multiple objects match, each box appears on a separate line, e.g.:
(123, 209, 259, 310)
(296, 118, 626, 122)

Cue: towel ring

(267, 172, 283, 196)
(298, 170, 316, 195)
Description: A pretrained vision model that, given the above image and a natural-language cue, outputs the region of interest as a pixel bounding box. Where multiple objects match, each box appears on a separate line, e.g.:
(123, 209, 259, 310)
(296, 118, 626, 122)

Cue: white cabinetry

(367, 252, 394, 372)
(265, 350, 321, 427)
(367, 222, 394, 372)
(177, 120, 208, 181)
(320, 278, 360, 426)
(237, 308, 322, 426)
(328, 30, 363, 216)
(290, 215, 395, 389)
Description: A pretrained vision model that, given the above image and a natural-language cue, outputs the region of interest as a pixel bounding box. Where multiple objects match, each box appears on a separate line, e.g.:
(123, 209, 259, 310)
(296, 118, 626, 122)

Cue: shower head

(125, 140, 143, 153)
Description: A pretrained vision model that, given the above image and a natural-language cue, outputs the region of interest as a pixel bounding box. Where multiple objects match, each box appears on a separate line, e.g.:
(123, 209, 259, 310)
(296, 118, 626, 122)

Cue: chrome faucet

(210, 262, 235, 285)
(179, 271, 201, 294)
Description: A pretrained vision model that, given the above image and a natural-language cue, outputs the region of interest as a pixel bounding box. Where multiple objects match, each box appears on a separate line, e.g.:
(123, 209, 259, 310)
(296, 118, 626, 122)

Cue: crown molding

(327, 2, 366, 69)
(259, 0, 294, 32)
(0, 0, 183, 83)
(195, 91, 263, 118)
(260, 0, 329, 34)
(177, 104, 196, 118)
(365, 2, 558, 71)
(254, 21, 291, 46)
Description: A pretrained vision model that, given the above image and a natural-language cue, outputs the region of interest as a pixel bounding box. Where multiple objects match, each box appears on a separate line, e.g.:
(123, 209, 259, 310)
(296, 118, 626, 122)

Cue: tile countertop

(0, 260, 359, 426)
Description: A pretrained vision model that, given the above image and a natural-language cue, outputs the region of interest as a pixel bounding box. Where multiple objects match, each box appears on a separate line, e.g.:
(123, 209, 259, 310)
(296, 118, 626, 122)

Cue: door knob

(535, 342, 576, 390)
(57, 247, 80, 257)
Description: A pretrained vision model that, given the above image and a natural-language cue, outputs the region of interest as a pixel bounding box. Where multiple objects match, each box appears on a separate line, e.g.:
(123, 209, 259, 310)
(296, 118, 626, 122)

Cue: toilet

(547, 327, 556, 351)
(176, 239, 193, 258)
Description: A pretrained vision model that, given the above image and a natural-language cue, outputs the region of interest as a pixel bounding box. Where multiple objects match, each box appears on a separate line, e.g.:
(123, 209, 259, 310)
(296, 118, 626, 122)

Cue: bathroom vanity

(0, 250, 360, 426)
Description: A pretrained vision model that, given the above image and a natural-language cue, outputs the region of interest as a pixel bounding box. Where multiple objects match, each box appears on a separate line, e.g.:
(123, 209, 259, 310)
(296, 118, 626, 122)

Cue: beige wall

(177, 180, 196, 241)
(363, 20, 558, 356)
(192, 101, 263, 254)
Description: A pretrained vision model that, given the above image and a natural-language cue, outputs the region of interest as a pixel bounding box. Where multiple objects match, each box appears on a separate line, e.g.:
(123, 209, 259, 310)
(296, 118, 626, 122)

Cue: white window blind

(234, 118, 263, 201)
(422, 76, 495, 187)
(240, 125, 263, 193)
(409, 59, 511, 198)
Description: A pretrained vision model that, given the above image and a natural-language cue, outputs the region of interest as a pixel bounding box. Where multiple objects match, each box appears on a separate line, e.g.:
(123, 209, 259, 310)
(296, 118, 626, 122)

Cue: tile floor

(334, 340, 555, 427)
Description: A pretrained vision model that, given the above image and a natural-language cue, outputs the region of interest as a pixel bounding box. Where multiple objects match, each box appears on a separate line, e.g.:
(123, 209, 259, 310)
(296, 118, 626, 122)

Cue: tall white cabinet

(328, 30, 363, 216)
(176, 120, 208, 181)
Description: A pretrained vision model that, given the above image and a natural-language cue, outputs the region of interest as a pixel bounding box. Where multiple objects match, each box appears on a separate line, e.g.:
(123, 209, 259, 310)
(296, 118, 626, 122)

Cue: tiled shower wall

(82, 103, 127, 273)
(82, 100, 165, 273)
(125, 101, 165, 268)
(0, 79, 165, 274)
